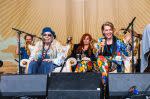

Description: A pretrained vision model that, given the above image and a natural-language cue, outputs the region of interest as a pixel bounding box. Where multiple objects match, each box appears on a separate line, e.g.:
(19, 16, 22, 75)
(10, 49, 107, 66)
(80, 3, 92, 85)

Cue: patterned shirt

(96, 36, 129, 57)
(29, 39, 69, 66)
(20, 47, 29, 59)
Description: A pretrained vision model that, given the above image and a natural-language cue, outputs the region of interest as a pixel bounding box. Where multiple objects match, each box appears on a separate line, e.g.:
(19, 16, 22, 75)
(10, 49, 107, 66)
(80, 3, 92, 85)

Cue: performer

(141, 24, 150, 72)
(116, 28, 142, 73)
(28, 27, 68, 74)
(69, 33, 96, 72)
(95, 22, 129, 99)
(16, 34, 34, 73)
(95, 22, 129, 74)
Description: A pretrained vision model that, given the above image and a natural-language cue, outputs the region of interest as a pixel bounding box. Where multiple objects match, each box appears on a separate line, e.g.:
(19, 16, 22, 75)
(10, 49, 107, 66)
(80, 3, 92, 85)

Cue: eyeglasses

(43, 34, 52, 37)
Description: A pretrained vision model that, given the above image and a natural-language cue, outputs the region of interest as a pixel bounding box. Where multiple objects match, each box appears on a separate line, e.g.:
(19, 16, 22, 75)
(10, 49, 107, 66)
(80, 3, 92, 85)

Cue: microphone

(101, 46, 104, 54)
(99, 38, 105, 54)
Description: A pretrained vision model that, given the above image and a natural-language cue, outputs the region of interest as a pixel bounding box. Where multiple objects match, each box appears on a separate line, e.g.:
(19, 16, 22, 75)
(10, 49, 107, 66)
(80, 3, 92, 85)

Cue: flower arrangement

(75, 60, 93, 72)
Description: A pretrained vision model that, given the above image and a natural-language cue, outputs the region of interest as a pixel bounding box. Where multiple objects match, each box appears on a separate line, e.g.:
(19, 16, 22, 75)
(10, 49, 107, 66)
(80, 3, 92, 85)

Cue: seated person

(69, 33, 96, 72)
(95, 22, 129, 76)
(28, 27, 67, 74)
(115, 28, 142, 73)
(16, 34, 34, 74)
(95, 22, 129, 99)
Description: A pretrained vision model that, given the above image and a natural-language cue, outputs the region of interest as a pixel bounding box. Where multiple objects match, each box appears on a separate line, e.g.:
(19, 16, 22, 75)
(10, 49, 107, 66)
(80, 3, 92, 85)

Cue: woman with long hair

(28, 27, 67, 74)
(70, 33, 96, 72)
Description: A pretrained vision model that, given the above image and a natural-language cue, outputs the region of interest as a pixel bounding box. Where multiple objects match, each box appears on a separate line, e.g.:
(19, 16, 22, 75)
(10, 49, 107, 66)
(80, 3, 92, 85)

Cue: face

(43, 32, 53, 43)
(25, 36, 33, 44)
(83, 36, 91, 45)
(103, 26, 114, 39)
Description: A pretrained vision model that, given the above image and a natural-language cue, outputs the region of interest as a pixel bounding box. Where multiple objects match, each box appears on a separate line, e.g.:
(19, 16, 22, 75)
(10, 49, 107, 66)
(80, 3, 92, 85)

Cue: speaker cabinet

(0, 74, 47, 98)
(109, 73, 150, 99)
(48, 73, 102, 99)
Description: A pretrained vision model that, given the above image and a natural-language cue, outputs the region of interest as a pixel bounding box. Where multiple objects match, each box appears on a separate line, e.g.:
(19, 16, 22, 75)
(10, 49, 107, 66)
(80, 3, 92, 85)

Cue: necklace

(42, 43, 51, 60)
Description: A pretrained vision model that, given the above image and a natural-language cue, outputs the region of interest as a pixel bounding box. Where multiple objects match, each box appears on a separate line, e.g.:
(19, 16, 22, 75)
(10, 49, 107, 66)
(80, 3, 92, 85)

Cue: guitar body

(20, 59, 30, 74)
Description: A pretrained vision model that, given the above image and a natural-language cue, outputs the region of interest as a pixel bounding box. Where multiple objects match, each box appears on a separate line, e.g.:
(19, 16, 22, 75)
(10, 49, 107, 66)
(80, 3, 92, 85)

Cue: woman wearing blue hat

(27, 27, 67, 74)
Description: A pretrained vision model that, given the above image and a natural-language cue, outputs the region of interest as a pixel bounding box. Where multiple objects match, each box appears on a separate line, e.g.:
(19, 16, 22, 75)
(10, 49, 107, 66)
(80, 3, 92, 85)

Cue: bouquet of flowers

(75, 60, 93, 72)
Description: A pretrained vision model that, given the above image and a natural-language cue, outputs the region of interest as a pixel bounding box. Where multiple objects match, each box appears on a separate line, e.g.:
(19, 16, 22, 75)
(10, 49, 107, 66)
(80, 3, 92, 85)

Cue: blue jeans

(28, 61, 56, 74)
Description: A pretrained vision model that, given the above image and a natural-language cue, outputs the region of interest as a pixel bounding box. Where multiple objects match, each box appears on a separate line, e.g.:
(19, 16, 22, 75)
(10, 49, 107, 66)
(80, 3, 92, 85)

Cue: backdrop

(0, 0, 150, 73)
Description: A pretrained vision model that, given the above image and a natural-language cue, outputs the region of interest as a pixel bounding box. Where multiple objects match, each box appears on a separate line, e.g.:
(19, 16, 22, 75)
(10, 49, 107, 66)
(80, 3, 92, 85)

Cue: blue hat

(42, 27, 56, 39)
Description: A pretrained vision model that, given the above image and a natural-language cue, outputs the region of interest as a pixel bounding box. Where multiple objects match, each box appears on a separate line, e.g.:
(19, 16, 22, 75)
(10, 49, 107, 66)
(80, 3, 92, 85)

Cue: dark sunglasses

(43, 34, 52, 37)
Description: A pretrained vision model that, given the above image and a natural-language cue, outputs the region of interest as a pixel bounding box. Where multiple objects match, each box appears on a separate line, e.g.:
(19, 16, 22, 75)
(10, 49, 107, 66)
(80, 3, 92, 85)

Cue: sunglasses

(43, 34, 52, 37)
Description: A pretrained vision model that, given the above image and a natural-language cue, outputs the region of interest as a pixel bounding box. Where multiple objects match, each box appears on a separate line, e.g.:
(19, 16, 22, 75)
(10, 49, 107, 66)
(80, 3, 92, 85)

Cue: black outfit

(69, 44, 96, 72)
(102, 36, 118, 56)
(70, 44, 96, 61)
(101, 36, 124, 73)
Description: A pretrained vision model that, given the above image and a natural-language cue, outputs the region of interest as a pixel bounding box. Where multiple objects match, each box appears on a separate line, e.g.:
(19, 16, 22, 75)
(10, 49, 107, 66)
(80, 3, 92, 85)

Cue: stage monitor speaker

(109, 73, 150, 98)
(48, 73, 102, 99)
(0, 74, 47, 98)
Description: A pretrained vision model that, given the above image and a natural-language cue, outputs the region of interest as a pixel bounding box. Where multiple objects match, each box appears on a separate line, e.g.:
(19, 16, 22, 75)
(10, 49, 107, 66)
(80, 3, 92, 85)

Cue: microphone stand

(13, 29, 22, 74)
(131, 19, 136, 73)
(60, 59, 67, 72)
(12, 28, 42, 40)
(123, 17, 136, 73)
(135, 38, 141, 72)
(12, 28, 42, 74)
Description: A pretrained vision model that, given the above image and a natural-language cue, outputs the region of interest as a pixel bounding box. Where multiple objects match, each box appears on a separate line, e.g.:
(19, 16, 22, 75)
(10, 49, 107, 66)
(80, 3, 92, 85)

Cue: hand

(43, 59, 52, 62)
(100, 42, 105, 47)
(100, 39, 105, 47)
(123, 33, 131, 43)
(31, 59, 37, 62)
(99, 39, 105, 53)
